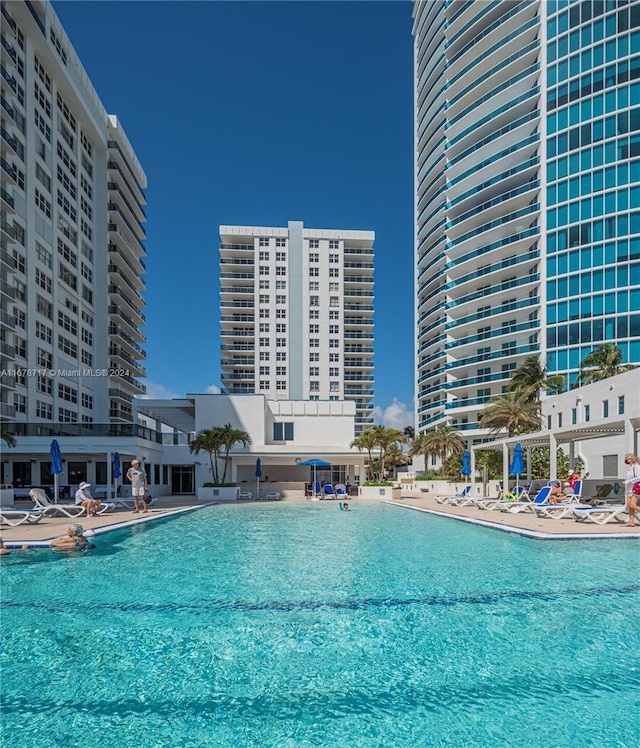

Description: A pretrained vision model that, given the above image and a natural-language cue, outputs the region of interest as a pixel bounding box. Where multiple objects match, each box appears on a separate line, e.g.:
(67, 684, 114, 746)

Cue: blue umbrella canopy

(461, 449, 472, 476)
(255, 458, 262, 477)
(50, 440, 63, 475)
(509, 442, 525, 477)
(298, 458, 332, 467)
(113, 451, 122, 479)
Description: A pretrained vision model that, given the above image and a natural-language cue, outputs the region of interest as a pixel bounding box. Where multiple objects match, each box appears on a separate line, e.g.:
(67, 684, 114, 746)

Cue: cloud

(205, 384, 221, 394)
(373, 399, 414, 429)
(138, 381, 184, 400)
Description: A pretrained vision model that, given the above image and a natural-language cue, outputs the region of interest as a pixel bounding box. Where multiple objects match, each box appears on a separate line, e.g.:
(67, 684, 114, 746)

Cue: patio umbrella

(255, 458, 262, 499)
(509, 442, 525, 489)
(461, 449, 472, 478)
(298, 458, 332, 498)
(50, 439, 63, 504)
(113, 452, 122, 497)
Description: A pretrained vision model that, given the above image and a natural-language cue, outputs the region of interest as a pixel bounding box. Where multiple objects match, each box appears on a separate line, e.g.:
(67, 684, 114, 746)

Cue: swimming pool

(1, 502, 638, 747)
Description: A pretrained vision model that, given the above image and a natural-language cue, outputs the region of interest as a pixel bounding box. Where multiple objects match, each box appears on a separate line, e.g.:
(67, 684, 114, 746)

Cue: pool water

(1, 502, 638, 748)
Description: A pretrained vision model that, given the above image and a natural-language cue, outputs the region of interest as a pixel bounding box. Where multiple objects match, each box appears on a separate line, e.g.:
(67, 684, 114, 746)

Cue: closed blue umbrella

(113, 452, 122, 498)
(50, 440, 63, 503)
(255, 458, 262, 499)
(509, 442, 525, 487)
(461, 449, 472, 477)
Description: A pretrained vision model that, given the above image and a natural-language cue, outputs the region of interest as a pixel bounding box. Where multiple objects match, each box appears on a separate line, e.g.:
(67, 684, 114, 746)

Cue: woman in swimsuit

(51, 524, 91, 549)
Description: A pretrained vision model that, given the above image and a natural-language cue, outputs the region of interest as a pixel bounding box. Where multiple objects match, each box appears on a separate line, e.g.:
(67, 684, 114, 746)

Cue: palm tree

(350, 429, 377, 480)
(1, 428, 16, 448)
(508, 355, 566, 401)
(369, 425, 404, 480)
(577, 343, 634, 385)
(479, 392, 540, 438)
(403, 425, 415, 443)
(412, 424, 465, 477)
(218, 423, 252, 483)
(189, 427, 224, 483)
(385, 442, 410, 478)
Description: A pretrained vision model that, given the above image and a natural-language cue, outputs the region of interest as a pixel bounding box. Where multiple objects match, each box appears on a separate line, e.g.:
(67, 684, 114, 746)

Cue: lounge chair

(472, 496, 504, 510)
(435, 485, 471, 505)
(0, 507, 44, 526)
(266, 490, 280, 501)
(322, 484, 337, 500)
(583, 483, 615, 505)
(572, 504, 628, 525)
(30, 488, 114, 517)
(498, 485, 551, 514)
(535, 498, 590, 520)
(335, 483, 348, 498)
(108, 495, 155, 510)
(238, 490, 252, 500)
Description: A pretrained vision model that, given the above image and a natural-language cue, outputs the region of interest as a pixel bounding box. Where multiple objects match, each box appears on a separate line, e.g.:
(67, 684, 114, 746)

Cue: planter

(358, 485, 396, 500)
(197, 486, 238, 501)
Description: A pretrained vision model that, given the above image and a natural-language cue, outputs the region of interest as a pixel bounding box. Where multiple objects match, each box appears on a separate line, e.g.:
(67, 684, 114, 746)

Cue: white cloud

(373, 399, 414, 430)
(205, 384, 221, 394)
(138, 381, 183, 400)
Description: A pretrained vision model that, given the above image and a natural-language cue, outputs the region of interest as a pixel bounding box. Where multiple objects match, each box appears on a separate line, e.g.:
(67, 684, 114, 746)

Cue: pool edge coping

(386, 501, 640, 541)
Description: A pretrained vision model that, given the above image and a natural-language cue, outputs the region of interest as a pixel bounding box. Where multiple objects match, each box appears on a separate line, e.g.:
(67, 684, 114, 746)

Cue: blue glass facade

(545, 0, 640, 384)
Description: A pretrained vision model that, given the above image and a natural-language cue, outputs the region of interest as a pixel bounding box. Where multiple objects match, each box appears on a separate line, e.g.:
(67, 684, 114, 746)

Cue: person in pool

(51, 524, 92, 550)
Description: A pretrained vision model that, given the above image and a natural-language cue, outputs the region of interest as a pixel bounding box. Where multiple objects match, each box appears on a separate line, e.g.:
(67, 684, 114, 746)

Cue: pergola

(470, 415, 638, 487)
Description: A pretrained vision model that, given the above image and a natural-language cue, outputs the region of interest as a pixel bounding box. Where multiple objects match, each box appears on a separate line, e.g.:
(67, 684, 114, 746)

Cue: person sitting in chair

(549, 481, 567, 504)
(74, 482, 101, 517)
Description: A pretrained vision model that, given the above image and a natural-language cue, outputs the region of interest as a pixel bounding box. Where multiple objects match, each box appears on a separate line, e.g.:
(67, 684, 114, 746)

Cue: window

(309, 267, 319, 277)
(329, 325, 340, 334)
(330, 382, 340, 392)
(259, 323, 270, 332)
(259, 237, 270, 246)
(276, 266, 286, 276)
(259, 294, 270, 304)
(309, 352, 319, 362)
(309, 309, 319, 319)
(329, 353, 339, 362)
(14, 336, 26, 358)
(309, 381, 320, 391)
(58, 238, 77, 267)
(81, 393, 93, 409)
(330, 297, 339, 307)
(58, 335, 77, 358)
(35, 242, 52, 267)
(310, 338, 319, 348)
(259, 251, 269, 260)
(35, 269, 51, 293)
(58, 311, 77, 335)
(58, 408, 77, 423)
(276, 252, 286, 262)
(309, 253, 319, 263)
(35, 188, 51, 218)
(329, 339, 340, 348)
(36, 401, 52, 420)
(58, 382, 77, 403)
(259, 351, 270, 361)
(618, 395, 625, 414)
(309, 239, 319, 248)
(309, 282, 319, 291)
(276, 338, 286, 347)
(276, 366, 286, 376)
(259, 309, 269, 319)
(329, 268, 340, 277)
(309, 324, 320, 334)
(276, 323, 286, 333)
(259, 337, 269, 347)
(13, 394, 26, 414)
(310, 296, 319, 306)
(37, 348, 52, 368)
(14, 308, 25, 329)
(259, 280, 270, 289)
(329, 283, 340, 292)
(35, 321, 52, 343)
(329, 367, 340, 377)
(275, 238, 286, 247)
(329, 254, 339, 263)
(276, 352, 286, 361)
(259, 380, 270, 389)
(309, 367, 320, 376)
(602, 400, 609, 418)
(571, 407, 577, 424)
(259, 265, 269, 275)
(37, 374, 52, 394)
(275, 280, 286, 290)
(584, 404, 590, 422)
(276, 295, 286, 304)
(276, 309, 286, 319)
(58, 263, 76, 290)
(276, 380, 287, 390)
(329, 240, 339, 249)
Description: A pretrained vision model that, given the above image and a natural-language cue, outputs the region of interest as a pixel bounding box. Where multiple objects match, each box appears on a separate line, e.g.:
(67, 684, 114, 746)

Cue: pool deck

(1, 492, 638, 547)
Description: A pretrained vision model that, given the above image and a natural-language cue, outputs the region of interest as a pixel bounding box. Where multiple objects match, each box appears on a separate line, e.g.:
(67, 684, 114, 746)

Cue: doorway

(171, 465, 194, 495)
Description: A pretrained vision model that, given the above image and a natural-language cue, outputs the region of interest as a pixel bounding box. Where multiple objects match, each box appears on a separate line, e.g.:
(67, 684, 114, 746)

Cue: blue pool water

(1, 502, 638, 748)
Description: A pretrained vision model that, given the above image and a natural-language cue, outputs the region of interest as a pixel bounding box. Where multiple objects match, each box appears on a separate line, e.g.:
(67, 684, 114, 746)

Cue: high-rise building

(219, 221, 375, 434)
(413, 0, 639, 439)
(1, 0, 147, 432)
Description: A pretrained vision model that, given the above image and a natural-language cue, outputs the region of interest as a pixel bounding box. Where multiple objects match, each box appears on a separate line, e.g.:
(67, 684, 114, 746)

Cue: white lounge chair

(30, 488, 115, 517)
(0, 507, 44, 526)
(498, 485, 551, 514)
(572, 505, 628, 525)
(238, 490, 252, 500)
(266, 490, 280, 501)
(435, 485, 471, 505)
(108, 495, 155, 510)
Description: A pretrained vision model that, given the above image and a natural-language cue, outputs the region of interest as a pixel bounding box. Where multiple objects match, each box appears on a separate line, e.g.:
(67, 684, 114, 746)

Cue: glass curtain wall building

(413, 0, 640, 439)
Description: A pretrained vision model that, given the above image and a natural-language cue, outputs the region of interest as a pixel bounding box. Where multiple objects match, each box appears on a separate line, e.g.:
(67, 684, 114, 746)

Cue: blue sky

(53, 0, 415, 429)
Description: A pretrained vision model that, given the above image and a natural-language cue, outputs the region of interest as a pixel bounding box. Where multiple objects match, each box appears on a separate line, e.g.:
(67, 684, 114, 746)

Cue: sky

(52, 0, 416, 429)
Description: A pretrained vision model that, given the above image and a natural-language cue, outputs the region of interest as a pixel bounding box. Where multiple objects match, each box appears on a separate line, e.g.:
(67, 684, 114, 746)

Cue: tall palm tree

(413, 424, 465, 477)
(577, 343, 634, 385)
(350, 429, 377, 480)
(403, 425, 415, 443)
(189, 427, 224, 483)
(385, 442, 410, 478)
(479, 392, 540, 438)
(508, 355, 566, 401)
(219, 423, 252, 483)
(369, 425, 404, 479)
(1, 428, 16, 448)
